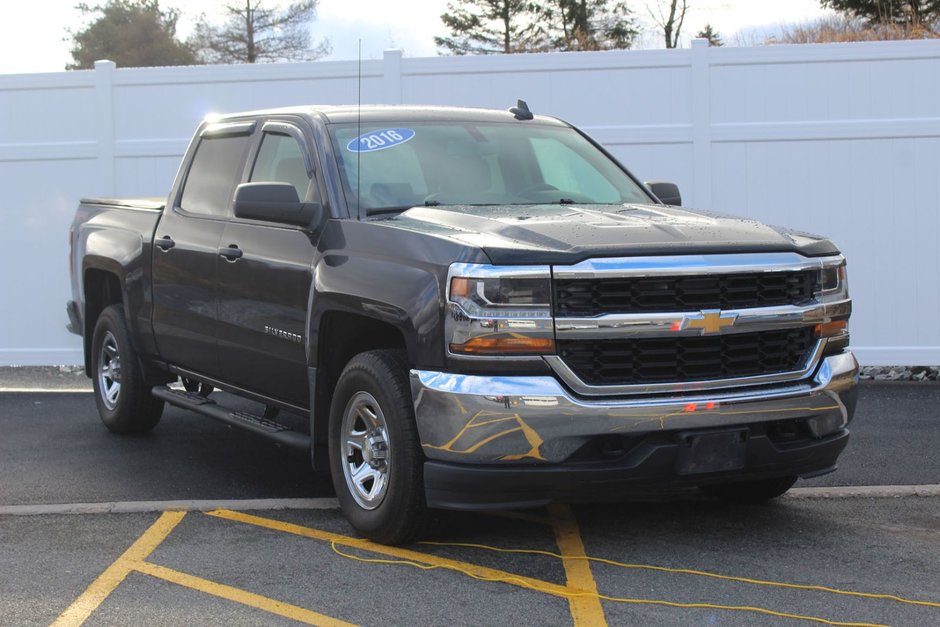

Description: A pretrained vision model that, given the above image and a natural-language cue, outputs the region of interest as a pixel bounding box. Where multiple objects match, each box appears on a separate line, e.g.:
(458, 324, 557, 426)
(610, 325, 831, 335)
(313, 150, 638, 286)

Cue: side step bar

(152, 387, 310, 451)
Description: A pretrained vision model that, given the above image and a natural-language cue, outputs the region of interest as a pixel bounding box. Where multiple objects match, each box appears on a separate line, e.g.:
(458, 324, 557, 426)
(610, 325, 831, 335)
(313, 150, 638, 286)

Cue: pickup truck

(67, 102, 857, 544)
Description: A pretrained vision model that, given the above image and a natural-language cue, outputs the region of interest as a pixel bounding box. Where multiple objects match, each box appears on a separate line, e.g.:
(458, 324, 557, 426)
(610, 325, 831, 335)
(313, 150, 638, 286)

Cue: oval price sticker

(347, 128, 415, 153)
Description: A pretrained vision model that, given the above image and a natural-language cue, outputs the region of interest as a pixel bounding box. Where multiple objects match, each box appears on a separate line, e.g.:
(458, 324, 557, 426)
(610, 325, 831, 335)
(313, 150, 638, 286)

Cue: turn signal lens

(450, 277, 471, 298)
(815, 319, 848, 338)
(449, 337, 555, 355)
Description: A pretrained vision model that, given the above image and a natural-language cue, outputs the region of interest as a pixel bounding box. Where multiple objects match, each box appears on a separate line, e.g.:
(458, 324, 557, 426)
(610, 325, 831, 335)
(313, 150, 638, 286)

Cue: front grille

(557, 328, 816, 386)
(554, 271, 817, 316)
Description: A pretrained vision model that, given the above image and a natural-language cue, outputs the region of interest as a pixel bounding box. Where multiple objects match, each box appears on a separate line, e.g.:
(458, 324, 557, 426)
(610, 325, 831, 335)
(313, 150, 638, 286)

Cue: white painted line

(0, 498, 339, 516)
(2, 487, 939, 516)
(0, 388, 92, 393)
(787, 484, 940, 499)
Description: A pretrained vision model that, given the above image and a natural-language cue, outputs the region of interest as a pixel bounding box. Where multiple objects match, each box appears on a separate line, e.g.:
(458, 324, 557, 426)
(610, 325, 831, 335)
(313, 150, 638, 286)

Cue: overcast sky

(1, 0, 832, 74)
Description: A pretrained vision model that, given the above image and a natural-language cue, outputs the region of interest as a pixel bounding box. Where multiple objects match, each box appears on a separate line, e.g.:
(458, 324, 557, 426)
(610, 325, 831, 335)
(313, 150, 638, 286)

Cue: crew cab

(67, 103, 857, 544)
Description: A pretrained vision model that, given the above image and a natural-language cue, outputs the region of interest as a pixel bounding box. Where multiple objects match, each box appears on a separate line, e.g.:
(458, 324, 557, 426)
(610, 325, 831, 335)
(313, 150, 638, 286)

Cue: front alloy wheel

(328, 349, 432, 545)
(341, 391, 391, 509)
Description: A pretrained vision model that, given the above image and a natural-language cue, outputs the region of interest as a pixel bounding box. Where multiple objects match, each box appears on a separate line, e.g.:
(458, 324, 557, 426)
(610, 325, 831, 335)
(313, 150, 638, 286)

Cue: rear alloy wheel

(700, 476, 798, 504)
(328, 349, 431, 545)
(97, 331, 122, 411)
(91, 304, 164, 434)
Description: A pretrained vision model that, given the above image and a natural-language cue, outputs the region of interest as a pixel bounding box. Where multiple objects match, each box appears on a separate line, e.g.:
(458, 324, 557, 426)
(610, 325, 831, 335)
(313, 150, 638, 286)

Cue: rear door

(215, 119, 321, 407)
(151, 121, 254, 377)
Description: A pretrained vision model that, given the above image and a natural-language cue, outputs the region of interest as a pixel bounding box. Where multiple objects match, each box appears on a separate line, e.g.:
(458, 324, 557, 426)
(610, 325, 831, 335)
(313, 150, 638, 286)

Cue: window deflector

(200, 121, 256, 139)
(261, 121, 314, 179)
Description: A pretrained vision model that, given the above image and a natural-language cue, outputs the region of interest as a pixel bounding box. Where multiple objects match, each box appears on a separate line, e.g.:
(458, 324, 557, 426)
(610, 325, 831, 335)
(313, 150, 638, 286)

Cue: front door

(215, 122, 318, 407)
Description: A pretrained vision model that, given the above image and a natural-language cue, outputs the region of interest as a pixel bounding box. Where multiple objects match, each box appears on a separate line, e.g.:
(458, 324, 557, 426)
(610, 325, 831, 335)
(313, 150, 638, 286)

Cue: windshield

(328, 121, 653, 214)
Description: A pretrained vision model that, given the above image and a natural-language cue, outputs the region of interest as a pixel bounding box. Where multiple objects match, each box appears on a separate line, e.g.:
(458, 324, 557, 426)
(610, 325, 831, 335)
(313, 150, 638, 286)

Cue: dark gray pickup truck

(67, 103, 857, 544)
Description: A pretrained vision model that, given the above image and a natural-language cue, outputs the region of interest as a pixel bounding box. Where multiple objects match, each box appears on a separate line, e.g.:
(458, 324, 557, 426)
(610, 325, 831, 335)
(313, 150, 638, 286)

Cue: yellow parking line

(134, 561, 354, 626)
(548, 504, 608, 627)
(206, 509, 573, 599)
(51, 511, 186, 627)
(52, 509, 354, 626)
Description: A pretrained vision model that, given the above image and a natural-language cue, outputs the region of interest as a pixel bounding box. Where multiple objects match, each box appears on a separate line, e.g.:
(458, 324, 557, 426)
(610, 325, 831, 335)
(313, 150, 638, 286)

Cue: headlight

(815, 258, 850, 350)
(447, 264, 554, 356)
(818, 260, 848, 302)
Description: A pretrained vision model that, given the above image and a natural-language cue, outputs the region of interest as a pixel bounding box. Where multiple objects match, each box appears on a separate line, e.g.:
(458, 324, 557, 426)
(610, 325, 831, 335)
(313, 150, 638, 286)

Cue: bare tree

(771, 14, 939, 43)
(648, 0, 689, 48)
(190, 1, 330, 64)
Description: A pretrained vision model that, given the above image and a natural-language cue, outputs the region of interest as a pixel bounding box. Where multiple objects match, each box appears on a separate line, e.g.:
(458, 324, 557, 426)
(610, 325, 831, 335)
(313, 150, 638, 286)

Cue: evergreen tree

(67, 0, 196, 69)
(435, 0, 546, 54)
(695, 23, 723, 46)
(543, 0, 640, 50)
(821, 0, 940, 26)
(190, 1, 330, 64)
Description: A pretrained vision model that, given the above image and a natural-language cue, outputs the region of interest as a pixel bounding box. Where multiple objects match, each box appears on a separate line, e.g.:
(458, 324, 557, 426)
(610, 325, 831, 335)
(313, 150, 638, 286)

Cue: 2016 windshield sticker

(347, 128, 415, 153)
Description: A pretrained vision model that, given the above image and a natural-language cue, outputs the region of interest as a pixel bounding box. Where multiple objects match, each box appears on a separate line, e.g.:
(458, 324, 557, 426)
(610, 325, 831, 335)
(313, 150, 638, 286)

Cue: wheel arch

(309, 308, 410, 471)
(82, 261, 125, 376)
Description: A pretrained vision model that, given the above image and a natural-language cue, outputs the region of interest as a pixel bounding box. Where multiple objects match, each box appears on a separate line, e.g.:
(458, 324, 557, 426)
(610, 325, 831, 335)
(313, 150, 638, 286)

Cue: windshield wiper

(365, 206, 411, 216)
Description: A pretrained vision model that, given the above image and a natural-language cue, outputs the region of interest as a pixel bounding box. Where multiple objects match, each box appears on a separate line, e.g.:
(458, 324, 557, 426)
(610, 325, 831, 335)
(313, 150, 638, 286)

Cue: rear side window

(249, 132, 312, 200)
(179, 134, 250, 216)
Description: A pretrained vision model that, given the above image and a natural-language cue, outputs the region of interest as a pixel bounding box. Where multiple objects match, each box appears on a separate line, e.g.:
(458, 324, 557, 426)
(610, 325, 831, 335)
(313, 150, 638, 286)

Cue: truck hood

(381, 203, 839, 265)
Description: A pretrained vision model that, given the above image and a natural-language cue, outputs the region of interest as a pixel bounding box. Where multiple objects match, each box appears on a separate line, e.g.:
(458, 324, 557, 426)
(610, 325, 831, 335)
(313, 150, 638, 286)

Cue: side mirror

(234, 182, 323, 227)
(645, 181, 682, 206)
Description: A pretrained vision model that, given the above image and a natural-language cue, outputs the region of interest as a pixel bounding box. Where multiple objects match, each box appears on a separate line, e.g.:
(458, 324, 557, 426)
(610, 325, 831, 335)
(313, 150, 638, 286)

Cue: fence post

(690, 39, 712, 210)
(93, 59, 116, 196)
(383, 49, 403, 104)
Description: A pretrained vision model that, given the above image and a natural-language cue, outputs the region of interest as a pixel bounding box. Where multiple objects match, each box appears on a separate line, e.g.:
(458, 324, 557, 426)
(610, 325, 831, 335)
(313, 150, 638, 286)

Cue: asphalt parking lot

(1, 379, 938, 626)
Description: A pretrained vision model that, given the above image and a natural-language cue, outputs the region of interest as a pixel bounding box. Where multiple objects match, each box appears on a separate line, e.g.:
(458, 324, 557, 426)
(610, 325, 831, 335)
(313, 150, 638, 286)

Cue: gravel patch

(0, 366, 91, 391)
(859, 366, 940, 381)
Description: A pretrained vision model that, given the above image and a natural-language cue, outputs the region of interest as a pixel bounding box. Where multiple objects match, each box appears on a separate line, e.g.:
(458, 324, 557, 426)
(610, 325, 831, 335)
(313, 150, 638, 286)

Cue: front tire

(91, 304, 164, 434)
(328, 349, 430, 544)
(700, 475, 797, 504)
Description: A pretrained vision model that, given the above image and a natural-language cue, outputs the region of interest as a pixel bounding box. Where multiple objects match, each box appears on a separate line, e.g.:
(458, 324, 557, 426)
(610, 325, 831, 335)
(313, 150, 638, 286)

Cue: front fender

(308, 255, 443, 368)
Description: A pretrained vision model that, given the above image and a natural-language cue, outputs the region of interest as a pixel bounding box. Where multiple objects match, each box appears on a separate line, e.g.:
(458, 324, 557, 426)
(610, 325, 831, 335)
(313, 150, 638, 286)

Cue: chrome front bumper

(409, 351, 859, 465)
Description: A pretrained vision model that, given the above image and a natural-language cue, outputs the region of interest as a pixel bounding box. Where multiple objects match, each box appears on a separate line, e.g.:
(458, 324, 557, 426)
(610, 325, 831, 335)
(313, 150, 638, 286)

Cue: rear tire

(700, 475, 797, 504)
(91, 304, 164, 434)
(328, 349, 431, 545)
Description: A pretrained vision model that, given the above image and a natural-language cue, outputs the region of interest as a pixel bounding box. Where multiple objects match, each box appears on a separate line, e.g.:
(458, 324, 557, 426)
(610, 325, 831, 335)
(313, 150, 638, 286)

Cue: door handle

(219, 244, 243, 261)
(155, 236, 175, 251)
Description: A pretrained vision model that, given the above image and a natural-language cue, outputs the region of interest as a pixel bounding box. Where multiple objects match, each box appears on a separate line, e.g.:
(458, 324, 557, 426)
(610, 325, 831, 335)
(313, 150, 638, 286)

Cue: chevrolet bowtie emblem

(684, 310, 738, 335)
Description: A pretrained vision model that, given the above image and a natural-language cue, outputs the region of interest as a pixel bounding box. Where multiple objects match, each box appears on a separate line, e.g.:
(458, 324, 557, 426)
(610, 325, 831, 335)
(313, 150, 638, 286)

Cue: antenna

(357, 39, 362, 220)
(510, 99, 533, 121)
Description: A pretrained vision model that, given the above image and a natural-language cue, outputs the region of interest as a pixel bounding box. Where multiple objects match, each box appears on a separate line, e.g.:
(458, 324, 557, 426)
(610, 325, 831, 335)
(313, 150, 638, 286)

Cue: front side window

(329, 122, 652, 214)
(178, 134, 251, 217)
(249, 132, 312, 200)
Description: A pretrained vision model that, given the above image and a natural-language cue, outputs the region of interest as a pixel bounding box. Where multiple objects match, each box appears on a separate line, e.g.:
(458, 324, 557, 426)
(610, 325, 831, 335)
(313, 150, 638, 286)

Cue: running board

(152, 387, 310, 451)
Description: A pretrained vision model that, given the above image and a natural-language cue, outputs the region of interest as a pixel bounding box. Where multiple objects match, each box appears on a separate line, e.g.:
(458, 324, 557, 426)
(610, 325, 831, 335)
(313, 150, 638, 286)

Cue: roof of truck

(210, 104, 569, 127)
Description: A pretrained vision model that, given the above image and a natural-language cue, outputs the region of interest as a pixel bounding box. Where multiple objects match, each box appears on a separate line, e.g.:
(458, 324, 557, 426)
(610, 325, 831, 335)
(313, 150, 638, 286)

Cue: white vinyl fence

(2, 39, 939, 366)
